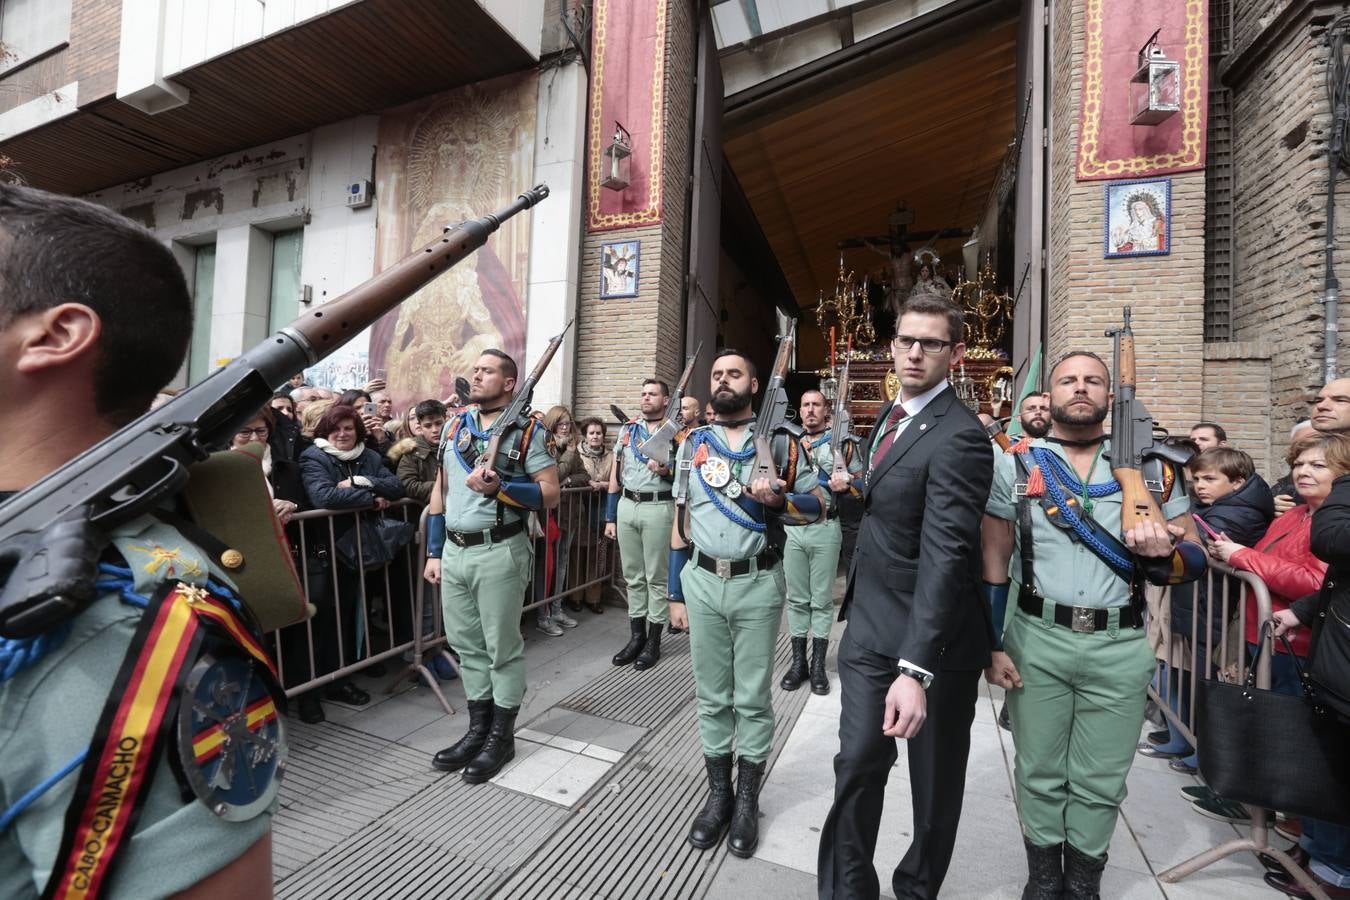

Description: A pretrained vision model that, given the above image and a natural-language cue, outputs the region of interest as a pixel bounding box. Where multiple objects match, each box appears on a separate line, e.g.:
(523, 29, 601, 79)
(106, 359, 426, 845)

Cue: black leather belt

(623, 488, 673, 503)
(826, 507, 839, 521)
(1018, 591, 1144, 632)
(447, 518, 525, 548)
(692, 548, 778, 579)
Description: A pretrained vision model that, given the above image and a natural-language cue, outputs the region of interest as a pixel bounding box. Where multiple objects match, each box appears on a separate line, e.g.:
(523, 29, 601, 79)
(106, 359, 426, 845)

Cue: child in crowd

(1141, 448, 1273, 810)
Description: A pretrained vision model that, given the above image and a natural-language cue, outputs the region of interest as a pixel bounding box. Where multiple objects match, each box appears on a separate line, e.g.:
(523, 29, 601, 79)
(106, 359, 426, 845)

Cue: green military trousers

(683, 559, 786, 763)
(440, 531, 533, 708)
(1003, 600, 1156, 857)
(616, 496, 674, 625)
(782, 519, 842, 639)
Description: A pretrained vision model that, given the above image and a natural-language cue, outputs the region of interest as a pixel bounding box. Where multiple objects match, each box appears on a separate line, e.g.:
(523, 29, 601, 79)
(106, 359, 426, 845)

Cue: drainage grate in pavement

(272, 720, 440, 880)
(556, 632, 697, 728)
(493, 634, 812, 899)
(275, 771, 566, 898)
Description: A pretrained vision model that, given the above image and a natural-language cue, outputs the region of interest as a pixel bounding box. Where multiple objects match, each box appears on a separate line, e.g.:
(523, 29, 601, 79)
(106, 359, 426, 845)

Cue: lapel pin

(919, 423, 928, 431)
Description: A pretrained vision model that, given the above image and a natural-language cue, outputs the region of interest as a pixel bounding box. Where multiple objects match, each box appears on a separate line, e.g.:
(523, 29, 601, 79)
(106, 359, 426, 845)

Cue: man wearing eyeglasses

(818, 296, 995, 900)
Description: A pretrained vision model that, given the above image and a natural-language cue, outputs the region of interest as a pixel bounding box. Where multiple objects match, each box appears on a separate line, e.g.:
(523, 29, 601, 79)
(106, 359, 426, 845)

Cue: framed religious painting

(599, 240, 640, 298)
(1103, 178, 1170, 258)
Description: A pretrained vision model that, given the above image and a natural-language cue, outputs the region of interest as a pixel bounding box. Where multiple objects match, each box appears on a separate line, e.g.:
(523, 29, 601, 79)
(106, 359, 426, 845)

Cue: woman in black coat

(298, 405, 405, 717)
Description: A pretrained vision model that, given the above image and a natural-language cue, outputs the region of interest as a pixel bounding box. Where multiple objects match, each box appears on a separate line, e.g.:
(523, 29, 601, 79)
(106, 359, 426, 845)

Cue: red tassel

(1025, 466, 1046, 497)
(1009, 437, 1031, 454)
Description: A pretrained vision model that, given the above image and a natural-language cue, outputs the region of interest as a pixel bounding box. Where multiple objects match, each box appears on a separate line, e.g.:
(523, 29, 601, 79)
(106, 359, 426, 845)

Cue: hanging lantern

(1130, 31, 1181, 126)
(601, 122, 632, 191)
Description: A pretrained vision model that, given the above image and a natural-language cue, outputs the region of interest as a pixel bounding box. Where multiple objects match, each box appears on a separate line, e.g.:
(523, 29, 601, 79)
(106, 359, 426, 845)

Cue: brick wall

(1226, 1, 1349, 454)
(0, 0, 121, 115)
(573, 0, 695, 421)
(1047, 0, 1207, 433)
(1203, 341, 1274, 476)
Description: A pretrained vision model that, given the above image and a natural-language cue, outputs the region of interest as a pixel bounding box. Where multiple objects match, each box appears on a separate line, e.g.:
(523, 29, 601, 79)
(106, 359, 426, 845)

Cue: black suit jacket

(839, 386, 995, 673)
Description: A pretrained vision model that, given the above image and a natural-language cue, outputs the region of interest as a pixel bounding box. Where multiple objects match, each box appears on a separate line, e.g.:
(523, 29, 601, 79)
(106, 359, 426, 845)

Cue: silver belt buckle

(715, 557, 732, 579)
(1071, 607, 1096, 633)
(449, 531, 466, 547)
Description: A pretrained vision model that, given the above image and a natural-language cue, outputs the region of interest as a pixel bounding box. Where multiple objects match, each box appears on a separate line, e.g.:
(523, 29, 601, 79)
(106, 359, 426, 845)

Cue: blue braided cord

(689, 432, 765, 533)
(695, 428, 756, 461)
(0, 749, 87, 835)
(807, 431, 831, 450)
(1031, 448, 1134, 575)
(459, 410, 491, 440)
(1033, 447, 1120, 497)
(0, 623, 73, 684)
(629, 421, 653, 465)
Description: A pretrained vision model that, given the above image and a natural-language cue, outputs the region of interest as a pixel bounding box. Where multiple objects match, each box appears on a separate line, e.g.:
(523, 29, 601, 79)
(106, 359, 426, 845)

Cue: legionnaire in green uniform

(669, 350, 826, 859)
(0, 185, 279, 898)
(780, 390, 863, 695)
(981, 352, 1206, 900)
(423, 350, 559, 784)
(603, 378, 678, 670)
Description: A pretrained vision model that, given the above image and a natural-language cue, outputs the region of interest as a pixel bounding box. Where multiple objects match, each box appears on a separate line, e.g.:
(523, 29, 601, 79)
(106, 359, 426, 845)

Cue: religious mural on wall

(369, 72, 539, 408)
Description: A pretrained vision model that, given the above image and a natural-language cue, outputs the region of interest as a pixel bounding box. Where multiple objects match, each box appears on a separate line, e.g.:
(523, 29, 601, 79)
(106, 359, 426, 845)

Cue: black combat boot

(1020, 839, 1064, 900)
(688, 754, 735, 849)
(431, 699, 493, 772)
(634, 621, 663, 671)
(809, 637, 830, 695)
(461, 705, 518, 784)
(727, 757, 766, 858)
(780, 636, 809, 691)
(1062, 844, 1107, 900)
(612, 617, 647, 666)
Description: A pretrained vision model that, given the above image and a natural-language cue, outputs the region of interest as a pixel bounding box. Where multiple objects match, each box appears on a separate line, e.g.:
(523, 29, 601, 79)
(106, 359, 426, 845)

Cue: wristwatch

(896, 664, 933, 690)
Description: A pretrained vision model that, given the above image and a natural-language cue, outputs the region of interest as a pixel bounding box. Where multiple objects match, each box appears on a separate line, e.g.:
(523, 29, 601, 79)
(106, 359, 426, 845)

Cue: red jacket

(1231, 505, 1328, 656)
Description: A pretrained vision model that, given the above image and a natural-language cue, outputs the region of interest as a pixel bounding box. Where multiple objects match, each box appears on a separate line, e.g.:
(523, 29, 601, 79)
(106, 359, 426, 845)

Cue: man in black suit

(817, 296, 995, 899)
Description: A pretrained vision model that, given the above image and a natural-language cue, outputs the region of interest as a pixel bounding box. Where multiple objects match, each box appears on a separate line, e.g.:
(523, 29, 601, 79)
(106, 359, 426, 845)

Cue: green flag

(1005, 345, 1042, 438)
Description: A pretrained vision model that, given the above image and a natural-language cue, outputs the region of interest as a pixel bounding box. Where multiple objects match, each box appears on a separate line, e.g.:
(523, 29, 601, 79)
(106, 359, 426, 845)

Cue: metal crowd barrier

(1149, 559, 1329, 899)
(267, 486, 618, 717)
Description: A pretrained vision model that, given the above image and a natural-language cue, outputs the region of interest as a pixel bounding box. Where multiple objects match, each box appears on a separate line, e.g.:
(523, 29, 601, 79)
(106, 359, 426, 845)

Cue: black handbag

(336, 513, 415, 571)
(1196, 625, 1350, 824)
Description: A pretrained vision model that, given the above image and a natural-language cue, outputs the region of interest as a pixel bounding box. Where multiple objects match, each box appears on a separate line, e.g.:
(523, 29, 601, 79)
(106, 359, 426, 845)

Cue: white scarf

(259, 444, 275, 498)
(314, 438, 366, 462)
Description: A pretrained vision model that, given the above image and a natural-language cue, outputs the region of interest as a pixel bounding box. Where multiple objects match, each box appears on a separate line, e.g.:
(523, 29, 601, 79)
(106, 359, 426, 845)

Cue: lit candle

(830, 326, 836, 369)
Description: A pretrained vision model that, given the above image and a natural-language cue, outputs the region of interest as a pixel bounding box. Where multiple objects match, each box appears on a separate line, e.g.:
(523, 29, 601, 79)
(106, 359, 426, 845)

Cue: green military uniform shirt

(801, 431, 863, 515)
(676, 424, 819, 560)
(441, 410, 555, 531)
(0, 517, 270, 899)
(985, 438, 1190, 608)
(614, 420, 675, 494)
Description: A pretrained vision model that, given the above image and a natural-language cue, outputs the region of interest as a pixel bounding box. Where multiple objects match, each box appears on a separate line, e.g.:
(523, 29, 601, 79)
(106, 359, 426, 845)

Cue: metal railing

(266, 486, 618, 715)
(1151, 559, 1329, 900)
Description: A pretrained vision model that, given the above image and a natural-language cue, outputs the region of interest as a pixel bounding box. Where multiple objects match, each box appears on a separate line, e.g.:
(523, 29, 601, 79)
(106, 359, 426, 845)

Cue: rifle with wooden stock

(829, 349, 854, 482)
(747, 324, 797, 487)
(1106, 307, 1166, 531)
(0, 185, 552, 638)
(637, 342, 703, 466)
(474, 319, 572, 473)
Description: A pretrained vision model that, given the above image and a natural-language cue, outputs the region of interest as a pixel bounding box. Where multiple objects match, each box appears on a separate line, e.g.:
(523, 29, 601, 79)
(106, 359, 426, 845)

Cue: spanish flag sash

(42, 582, 277, 900)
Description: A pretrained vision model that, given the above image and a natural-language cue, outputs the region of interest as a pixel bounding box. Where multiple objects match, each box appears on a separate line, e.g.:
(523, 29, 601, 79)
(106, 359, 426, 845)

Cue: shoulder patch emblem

(178, 649, 287, 822)
(456, 426, 476, 455)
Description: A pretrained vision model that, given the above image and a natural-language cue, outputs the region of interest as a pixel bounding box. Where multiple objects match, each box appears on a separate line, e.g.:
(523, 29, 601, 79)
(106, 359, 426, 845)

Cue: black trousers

(817, 629, 981, 900)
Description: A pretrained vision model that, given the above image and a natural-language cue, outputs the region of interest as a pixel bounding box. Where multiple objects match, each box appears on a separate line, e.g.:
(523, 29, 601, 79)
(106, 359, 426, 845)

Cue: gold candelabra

(950, 260, 1014, 352)
(815, 257, 876, 358)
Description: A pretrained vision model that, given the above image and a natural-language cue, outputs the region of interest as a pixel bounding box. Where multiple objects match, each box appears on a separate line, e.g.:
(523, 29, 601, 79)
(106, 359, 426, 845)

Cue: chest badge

(456, 427, 476, 455)
(724, 479, 744, 499)
(178, 650, 287, 822)
(700, 457, 731, 488)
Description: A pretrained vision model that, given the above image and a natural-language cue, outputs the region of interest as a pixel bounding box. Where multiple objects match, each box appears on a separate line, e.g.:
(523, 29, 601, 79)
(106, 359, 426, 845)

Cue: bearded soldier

(779, 390, 863, 695)
(669, 349, 826, 858)
(423, 350, 559, 784)
(604, 378, 679, 670)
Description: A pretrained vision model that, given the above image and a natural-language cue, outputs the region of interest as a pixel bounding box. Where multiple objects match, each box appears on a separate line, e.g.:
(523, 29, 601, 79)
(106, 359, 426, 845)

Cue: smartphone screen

(363, 402, 377, 417)
(1191, 513, 1220, 542)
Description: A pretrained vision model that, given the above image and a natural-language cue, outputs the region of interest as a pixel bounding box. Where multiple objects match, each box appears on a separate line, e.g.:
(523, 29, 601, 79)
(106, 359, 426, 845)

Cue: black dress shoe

(432, 699, 494, 772)
(688, 755, 735, 849)
(324, 681, 371, 706)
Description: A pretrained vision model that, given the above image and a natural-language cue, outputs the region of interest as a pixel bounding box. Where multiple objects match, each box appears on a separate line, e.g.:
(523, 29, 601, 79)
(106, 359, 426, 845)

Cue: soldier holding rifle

(603, 377, 680, 671)
(780, 383, 863, 695)
(981, 312, 1206, 900)
(669, 343, 826, 859)
(423, 343, 565, 784)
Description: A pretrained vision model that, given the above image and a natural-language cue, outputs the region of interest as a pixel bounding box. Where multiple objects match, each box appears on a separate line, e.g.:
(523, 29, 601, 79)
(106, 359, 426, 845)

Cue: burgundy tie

(870, 404, 909, 471)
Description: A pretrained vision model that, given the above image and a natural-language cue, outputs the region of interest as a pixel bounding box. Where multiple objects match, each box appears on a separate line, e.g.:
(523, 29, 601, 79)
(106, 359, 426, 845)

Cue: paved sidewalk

(273, 587, 1285, 898)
